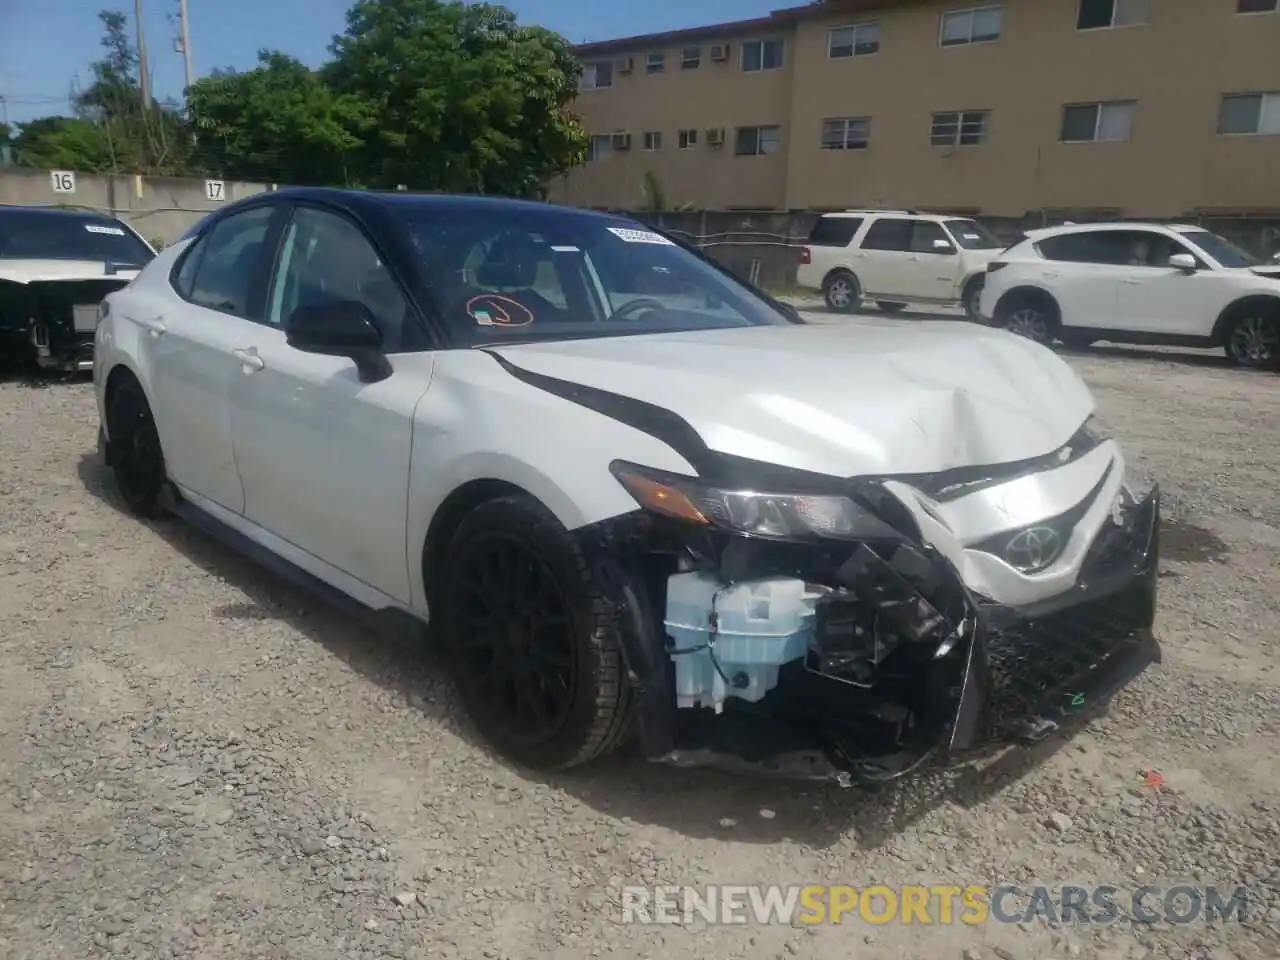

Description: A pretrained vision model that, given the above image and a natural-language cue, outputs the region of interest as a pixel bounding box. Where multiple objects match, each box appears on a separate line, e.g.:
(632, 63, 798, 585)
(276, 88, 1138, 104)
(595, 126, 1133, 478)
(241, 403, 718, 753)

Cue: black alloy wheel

(107, 377, 166, 517)
(440, 495, 634, 769)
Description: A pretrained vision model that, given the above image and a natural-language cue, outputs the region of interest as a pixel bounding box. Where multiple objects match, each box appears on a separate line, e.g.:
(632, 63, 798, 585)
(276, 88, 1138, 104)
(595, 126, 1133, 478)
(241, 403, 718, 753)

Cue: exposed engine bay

(574, 417, 1162, 787)
(0, 277, 131, 372)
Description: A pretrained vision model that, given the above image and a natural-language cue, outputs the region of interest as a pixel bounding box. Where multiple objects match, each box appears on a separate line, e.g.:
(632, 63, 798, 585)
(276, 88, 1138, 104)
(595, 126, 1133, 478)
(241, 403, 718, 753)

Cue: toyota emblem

(1003, 525, 1063, 573)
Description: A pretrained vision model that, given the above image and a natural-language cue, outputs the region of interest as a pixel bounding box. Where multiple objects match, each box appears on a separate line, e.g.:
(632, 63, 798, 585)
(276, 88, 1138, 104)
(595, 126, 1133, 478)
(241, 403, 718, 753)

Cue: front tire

(1225, 313, 1280, 370)
(439, 494, 635, 770)
(823, 271, 861, 314)
(105, 375, 166, 517)
(962, 276, 985, 322)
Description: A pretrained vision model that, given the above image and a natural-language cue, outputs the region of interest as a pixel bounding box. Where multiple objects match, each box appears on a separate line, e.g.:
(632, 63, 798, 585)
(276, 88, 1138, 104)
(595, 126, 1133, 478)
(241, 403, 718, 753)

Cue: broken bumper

(583, 480, 1162, 787)
(951, 483, 1161, 755)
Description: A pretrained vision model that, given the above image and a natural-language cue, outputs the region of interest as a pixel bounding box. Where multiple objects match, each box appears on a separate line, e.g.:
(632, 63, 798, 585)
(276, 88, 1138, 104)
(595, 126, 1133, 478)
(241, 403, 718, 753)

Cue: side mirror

(1168, 253, 1198, 273)
(285, 299, 391, 383)
(1270, 252, 1280, 264)
(932, 238, 957, 254)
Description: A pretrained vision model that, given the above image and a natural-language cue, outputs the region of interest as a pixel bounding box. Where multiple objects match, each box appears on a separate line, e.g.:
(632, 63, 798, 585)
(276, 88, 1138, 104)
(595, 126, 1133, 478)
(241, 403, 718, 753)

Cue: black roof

(0, 204, 128, 223)
(252, 187, 627, 222)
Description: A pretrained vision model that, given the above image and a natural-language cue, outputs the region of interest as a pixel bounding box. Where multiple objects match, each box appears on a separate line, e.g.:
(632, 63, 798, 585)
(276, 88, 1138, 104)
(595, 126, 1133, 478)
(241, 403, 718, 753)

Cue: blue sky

(0, 0, 781, 126)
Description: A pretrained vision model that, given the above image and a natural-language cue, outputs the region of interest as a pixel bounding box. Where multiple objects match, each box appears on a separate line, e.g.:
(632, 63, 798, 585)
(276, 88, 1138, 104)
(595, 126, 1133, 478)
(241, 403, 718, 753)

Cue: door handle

(232, 348, 265, 371)
(136, 316, 166, 335)
(1121, 279, 1142, 285)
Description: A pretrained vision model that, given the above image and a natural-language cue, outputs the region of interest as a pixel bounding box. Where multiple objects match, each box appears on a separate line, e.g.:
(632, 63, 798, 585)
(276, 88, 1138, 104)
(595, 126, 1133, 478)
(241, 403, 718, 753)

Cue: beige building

(550, 0, 1280, 218)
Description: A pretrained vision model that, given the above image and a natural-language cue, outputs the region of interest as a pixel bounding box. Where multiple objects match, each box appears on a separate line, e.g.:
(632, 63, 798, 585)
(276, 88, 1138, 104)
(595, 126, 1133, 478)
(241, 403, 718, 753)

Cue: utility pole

(177, 0, 194, 91)
(134, 0, 152, 107)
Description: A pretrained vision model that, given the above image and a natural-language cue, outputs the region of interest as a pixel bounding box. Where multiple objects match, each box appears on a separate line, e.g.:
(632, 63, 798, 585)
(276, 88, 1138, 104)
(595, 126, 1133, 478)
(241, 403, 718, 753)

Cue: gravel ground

(1, 326, 1278, 960)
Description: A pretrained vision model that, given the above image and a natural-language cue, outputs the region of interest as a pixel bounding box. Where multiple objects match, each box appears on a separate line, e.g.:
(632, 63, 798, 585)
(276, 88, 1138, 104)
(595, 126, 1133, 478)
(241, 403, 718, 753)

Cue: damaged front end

(0, 277, 128, 372)
(575, 424, 1161, 787)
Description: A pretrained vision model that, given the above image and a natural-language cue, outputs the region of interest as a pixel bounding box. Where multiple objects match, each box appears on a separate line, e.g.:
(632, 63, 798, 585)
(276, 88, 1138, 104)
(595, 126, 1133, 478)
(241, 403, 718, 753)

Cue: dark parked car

(0, 206, 156, 372)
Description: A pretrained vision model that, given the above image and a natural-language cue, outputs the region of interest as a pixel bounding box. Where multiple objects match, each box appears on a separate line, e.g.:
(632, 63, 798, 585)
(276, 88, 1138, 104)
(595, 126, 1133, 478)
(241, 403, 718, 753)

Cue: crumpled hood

(0, 260, 141, 284)
(491, 320, 1094, 477)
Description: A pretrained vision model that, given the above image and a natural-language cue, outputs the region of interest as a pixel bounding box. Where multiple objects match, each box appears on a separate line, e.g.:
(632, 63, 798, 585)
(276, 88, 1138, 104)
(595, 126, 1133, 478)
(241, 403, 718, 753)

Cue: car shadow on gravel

(76, 449, 1082, 850)
(1055, 343, 1240, 370)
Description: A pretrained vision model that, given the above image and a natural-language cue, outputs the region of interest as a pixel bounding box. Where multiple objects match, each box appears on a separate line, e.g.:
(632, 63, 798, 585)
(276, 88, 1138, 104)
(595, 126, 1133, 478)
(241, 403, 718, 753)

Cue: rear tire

(994, 291, 1060, 345)
(105, 375, 166, 517)
(1225, 312, 1280, 370)
(875, 301, 907, 314)
(438, 494, 635, 770)
(823, 271, 861, 314)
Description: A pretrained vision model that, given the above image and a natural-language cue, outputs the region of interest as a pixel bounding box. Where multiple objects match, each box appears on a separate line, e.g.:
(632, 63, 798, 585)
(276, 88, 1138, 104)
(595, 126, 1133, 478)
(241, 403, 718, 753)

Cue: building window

(820, 117, 871, 150)
(734, 125, 781, 156)
(1237, 0, 1278, 12)
(643, 131, 663, 151)
(828, 23, 881, 58)
(581, 61, 613, 90)
(587, 135, 613, 161)
(681, 46, 701, 68)
(1077, 0, 1151, 29)
(646, 51, 665, 74)
(742, 39, 784, 72)
(1061, 101, 1136, 142)
(678, 128, 699, 149)
(931, 110, 989, 146)
(1218, 92, 1280, 135)
(940, 5, 1002, 45)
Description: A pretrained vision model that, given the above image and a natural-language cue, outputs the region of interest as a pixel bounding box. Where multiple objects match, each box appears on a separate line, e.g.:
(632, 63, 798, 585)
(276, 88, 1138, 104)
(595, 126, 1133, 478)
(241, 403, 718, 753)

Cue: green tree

(325, 0, 587, 195)
(186, 51, 368, 184)
(11, 116, 117, 171)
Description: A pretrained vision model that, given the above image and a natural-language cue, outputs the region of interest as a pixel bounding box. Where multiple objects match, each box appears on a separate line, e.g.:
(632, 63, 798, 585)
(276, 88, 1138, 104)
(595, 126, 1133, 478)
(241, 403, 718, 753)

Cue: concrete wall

(0, 168, 275, 246)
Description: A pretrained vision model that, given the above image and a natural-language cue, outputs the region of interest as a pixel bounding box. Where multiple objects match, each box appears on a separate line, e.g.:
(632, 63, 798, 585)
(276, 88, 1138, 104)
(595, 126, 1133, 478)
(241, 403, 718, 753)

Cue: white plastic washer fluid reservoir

(664, 571, 829, 713)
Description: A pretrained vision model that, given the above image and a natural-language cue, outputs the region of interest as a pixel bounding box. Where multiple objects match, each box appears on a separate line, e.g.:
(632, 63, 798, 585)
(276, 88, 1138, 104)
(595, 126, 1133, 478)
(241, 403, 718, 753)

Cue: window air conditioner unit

(710, 44, 729, 61)
(612, 131, 632, 150)
(616, 57, 633, 73)
(706, 127, 725, 146)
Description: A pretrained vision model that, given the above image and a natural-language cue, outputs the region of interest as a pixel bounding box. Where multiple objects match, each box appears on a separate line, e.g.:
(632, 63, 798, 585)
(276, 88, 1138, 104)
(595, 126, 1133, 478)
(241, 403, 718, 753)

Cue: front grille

(984, 581, 1153, 734)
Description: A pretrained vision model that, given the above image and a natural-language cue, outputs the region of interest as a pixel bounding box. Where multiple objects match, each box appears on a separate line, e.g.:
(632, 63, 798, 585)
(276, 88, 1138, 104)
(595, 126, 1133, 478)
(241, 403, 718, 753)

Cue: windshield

(943, 219, 1003, 250)
(0, 210, 155, 266)
(1178, 230, 1260, 269)
(395, 206, 793, 344)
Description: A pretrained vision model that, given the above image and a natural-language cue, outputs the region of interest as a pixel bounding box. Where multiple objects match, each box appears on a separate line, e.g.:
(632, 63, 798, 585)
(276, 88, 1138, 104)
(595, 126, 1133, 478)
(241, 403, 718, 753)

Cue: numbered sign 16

(51, 170, 76, 194)
(204, 180, 226, 202)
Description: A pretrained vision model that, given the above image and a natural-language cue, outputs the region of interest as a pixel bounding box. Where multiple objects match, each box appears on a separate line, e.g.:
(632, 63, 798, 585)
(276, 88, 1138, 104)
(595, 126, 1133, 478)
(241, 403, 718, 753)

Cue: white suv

(978, 222, 1280, 370)
(797, 209, 1006, 319)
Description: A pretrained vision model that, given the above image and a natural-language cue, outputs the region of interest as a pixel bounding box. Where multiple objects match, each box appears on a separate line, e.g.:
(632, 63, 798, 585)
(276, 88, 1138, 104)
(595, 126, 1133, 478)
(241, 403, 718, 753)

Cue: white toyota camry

(94, 188, 1162, 785)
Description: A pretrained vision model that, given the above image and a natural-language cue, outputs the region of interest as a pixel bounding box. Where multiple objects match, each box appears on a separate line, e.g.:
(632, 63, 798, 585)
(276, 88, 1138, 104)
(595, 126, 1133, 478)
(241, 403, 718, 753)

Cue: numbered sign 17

(51, 170, 76, 194)
(205, 180, 226, 202)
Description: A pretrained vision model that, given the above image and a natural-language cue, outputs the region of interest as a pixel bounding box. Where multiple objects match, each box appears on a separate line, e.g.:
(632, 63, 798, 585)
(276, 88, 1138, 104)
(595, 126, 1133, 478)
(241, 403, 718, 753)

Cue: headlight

(1079, 414, 1108, 444)
(609, 461, 903, 542)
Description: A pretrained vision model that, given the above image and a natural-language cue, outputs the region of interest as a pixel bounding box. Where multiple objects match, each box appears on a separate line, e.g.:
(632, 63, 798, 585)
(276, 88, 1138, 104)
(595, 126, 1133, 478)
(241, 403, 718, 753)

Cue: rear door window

(859, 218, 912, 251)
(807, 217, 863, 247)
(1036, 230, 1132, 265)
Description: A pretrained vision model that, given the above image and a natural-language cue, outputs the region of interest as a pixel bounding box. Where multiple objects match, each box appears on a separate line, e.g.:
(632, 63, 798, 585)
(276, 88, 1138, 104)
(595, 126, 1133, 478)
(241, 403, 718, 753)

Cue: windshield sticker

(962, 233, 981, 241)
(465, 294, 534, 328)
(550, 245, 580, 253)
(607, 226, 674, 246)
(85, 224, 127, 236)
